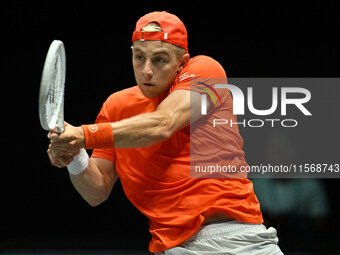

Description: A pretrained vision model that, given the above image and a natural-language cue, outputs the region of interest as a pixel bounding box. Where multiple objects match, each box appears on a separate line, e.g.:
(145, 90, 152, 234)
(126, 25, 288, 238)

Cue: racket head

(39, 40, 66, 133)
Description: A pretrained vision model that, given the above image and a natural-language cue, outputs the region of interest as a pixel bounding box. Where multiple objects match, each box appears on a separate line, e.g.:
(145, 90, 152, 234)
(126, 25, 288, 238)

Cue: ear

(177, 53, 190, 73)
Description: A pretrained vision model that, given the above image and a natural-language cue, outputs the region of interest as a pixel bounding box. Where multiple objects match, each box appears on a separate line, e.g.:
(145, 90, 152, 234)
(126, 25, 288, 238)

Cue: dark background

(1, 1, 340, 254)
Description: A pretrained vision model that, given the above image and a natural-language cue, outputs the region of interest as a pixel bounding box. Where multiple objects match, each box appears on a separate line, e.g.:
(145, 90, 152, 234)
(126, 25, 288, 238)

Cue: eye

(155, 57, 165, 63)
(153, 57, 167, 64)
(135, 54, 144, 61)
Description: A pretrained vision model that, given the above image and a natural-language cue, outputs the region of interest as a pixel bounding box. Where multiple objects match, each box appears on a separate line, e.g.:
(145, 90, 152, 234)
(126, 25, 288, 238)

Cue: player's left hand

(48, 122, 85, 156)
(47, 143, 78, 168)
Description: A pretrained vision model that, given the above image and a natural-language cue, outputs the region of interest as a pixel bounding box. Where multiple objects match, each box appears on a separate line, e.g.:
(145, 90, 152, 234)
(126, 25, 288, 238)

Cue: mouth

(142, 82, 155, 87)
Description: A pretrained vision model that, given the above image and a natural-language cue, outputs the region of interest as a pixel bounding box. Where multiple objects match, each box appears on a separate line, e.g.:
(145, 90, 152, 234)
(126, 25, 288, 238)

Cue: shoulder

(177, 55, 226, 83)
(99, 86, 157, 121)
(172, 55, 227, 92)
(104, 86, 145, 110)
(106, 86, 140, 102)
(97, 86, 141, 122)
(189, 55, 224, 69)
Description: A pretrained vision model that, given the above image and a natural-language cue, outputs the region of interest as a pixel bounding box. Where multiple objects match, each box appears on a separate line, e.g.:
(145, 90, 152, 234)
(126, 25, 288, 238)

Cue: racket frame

(39, 40, 66, 134)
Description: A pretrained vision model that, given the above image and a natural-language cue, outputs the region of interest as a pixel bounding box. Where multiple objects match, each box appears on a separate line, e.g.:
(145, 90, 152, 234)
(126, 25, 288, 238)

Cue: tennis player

(47, 11, 283, 254)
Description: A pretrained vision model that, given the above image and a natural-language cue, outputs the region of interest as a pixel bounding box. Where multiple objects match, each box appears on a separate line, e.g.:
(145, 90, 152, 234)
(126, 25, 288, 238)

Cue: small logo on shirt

(177, 72, 196, 83)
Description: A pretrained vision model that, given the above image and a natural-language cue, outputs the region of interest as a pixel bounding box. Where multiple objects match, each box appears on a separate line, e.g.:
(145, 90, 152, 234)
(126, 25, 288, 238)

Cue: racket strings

(48, 58, 58, 104)
(46, 51, 63, 125)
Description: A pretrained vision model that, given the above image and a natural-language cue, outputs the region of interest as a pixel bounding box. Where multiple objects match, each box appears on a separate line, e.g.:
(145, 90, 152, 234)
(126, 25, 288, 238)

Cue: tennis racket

(39, 40, 66, 134)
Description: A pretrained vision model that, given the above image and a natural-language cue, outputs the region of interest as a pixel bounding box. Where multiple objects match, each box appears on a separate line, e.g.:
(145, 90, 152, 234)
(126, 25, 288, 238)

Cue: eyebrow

(133, 46, 171, 57)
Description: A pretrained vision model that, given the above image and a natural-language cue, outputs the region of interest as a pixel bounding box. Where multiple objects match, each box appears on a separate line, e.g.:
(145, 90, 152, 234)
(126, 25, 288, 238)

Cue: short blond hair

(141, 23, 187, 58)
(142, 22, 163, 32)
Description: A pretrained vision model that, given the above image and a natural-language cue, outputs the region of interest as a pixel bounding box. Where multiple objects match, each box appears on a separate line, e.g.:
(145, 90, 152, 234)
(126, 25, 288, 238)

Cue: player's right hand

(48, 122, 85, 155)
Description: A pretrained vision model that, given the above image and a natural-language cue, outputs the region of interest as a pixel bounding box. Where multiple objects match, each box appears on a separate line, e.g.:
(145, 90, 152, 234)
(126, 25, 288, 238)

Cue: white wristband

(67, 148, 89, 175)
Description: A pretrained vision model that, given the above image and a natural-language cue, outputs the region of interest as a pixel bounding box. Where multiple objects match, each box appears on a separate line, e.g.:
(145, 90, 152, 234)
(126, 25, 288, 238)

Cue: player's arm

(47, 146, 117, 206)
(110, 89, 207, 148)
(49, 89, 211, 151)
(69, 157, 117, 206)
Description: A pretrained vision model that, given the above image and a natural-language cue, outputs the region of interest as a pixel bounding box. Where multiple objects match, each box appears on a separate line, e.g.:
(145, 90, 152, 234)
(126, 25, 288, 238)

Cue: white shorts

(156, 220, 283, 255)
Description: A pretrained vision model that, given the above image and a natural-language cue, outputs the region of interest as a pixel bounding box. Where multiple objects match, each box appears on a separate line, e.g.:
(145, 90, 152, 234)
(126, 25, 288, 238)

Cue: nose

(142, 59, 153, 78)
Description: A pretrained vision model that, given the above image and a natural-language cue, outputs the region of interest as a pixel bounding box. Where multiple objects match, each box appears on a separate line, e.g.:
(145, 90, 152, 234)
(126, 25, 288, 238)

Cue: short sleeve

(173, 55, 227, 92)
(169, 55, 229, 110)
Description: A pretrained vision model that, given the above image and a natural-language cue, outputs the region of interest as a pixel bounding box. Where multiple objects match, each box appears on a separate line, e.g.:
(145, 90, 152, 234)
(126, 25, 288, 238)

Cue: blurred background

(1, 1, 339, 254)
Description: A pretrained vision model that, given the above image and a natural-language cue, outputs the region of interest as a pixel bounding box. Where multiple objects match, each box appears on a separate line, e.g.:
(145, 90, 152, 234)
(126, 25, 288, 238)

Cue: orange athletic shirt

(91, 55, 263, 253)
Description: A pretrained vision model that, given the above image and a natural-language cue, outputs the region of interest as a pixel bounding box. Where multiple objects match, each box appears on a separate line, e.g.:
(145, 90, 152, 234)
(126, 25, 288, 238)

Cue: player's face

(132, 40, 185, 98)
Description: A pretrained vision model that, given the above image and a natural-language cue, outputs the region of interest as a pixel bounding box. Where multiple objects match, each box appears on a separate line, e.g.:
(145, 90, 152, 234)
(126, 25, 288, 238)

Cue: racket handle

(55, 125, 64, 134)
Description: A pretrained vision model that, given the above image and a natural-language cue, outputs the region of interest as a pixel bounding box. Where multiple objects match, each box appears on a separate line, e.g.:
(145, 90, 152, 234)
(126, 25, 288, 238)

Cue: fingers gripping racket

(39, 40, 66, 133)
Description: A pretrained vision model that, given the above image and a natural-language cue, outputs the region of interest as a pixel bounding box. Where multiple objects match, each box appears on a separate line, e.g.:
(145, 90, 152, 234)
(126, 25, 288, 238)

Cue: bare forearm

(49, 90, 192, 152)
(69, 159, 114, 206)
(111, 111, 174, 148)
(108, 90, 192, 148)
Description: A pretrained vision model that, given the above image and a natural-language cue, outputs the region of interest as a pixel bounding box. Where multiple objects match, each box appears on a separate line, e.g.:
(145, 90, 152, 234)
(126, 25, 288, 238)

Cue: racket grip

(56, 126, 64, 134)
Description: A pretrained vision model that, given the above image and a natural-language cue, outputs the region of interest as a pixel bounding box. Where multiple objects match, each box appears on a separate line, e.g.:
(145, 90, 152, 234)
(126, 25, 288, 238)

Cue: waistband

(188, 220, 265, 241)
